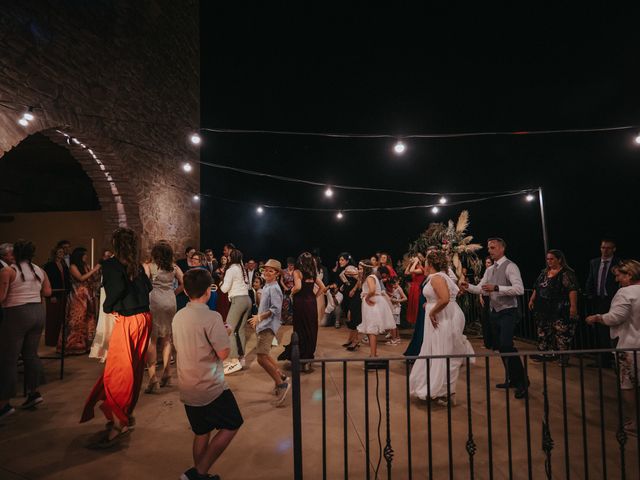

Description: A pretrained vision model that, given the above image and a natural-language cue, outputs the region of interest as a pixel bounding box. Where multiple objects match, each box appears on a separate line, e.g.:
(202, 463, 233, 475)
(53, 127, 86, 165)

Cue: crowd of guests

(1, 231, 640, 478)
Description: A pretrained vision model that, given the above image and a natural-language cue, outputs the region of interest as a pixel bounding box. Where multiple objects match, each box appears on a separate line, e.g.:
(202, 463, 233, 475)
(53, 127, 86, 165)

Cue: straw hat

(263, 259, 282, 271)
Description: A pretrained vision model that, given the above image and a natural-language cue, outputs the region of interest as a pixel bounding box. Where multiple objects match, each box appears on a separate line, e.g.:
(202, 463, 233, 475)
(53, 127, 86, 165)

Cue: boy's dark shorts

(184, 389, 244, 435)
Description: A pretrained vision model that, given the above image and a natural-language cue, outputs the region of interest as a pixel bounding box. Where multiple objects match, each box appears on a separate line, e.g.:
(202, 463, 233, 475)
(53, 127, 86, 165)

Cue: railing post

(291, 332, 303, 480)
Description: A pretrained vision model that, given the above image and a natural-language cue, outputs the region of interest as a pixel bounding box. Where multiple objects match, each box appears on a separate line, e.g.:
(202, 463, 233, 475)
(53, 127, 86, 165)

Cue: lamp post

(538, 187, 549, 254)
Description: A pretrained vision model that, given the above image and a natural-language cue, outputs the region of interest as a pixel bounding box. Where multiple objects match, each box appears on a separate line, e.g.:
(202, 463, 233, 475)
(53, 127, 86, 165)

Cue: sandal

(144, 381, 159, 394)
(90, 425, 131, 449)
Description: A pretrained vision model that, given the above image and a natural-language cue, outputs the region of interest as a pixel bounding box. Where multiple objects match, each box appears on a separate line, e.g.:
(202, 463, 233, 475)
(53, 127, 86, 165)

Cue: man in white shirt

(246, 259, 258, 285)
(462, 237, 528, 399)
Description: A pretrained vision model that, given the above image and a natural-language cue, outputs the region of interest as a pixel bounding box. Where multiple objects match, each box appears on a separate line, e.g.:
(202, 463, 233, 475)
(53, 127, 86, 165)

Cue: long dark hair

(151, 242, 174, 272)
(112, 227, 140, 280)
(70, 247, 89, 274)
(547, 249, 573, 272)
(13, 240, 42, 282)
(229, 248, 249, 284)
(296, 252, 317, 280)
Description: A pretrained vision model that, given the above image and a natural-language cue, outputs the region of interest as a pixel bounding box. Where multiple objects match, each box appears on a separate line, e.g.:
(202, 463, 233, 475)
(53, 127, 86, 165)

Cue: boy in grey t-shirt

(248, 259, 290, 406)
(173, 269, 243, 480)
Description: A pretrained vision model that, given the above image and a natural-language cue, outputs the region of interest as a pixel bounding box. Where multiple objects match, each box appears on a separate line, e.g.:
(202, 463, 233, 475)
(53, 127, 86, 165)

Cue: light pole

(538, 186, 549, 254)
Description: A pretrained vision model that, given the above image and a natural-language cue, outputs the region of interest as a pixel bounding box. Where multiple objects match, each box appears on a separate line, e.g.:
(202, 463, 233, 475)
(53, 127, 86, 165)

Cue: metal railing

(289, 333, 640, 479)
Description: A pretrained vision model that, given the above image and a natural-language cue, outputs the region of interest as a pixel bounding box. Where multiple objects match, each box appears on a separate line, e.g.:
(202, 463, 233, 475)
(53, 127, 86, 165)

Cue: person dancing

(80, 228, 153, 447)
(357, 261, 396, 358)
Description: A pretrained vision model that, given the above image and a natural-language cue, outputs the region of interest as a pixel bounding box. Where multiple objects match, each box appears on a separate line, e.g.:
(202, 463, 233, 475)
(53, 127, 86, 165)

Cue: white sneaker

(386, 338, 401, 346)
(361, 336, 369, 344)
(385, 332, 392, 339)
(224, 361, 242, 375)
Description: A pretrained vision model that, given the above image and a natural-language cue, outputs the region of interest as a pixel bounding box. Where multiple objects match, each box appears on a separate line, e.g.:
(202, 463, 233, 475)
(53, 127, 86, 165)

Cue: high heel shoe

(342, 342, 353, 347)
(346, 343, 360, 352)
(144, 381, 159, 394)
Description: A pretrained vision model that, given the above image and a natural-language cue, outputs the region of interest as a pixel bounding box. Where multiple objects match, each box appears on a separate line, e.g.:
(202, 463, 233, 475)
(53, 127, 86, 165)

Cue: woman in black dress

(528, 249, 579, 366)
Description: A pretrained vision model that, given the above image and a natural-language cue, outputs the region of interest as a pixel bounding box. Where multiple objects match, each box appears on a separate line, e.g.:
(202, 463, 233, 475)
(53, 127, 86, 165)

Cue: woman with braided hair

(0, 240, 52, 419)
(81, 228, 153, 448)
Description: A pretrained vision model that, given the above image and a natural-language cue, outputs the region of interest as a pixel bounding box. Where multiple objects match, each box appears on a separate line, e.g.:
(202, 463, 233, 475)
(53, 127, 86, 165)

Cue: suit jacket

(585, 256, 620, 298)
(204, 260, 218, 275)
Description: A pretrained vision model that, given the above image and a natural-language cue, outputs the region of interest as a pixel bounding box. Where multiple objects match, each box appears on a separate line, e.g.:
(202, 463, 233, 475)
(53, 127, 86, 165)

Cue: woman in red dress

(405, 253, 426, 325)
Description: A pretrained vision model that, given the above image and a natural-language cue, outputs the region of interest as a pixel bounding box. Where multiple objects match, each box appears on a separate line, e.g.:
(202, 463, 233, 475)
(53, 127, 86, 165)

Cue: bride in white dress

(409, 250, 475, 404)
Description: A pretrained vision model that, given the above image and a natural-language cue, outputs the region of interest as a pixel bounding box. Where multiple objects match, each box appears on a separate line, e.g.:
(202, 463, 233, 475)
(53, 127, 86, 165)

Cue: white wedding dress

(409, 272, 475, 400)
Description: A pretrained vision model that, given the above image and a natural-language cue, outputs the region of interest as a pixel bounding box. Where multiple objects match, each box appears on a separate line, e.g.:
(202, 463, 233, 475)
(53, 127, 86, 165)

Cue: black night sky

(200, 7, 639, 285)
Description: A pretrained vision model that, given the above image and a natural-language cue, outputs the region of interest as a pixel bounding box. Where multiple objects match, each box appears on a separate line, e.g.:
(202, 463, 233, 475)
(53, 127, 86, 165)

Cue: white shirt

(2, 262, 45, 308)
(220, 263, 249, 299)
(466, 256, 524, 310)
(602, 284, 640, 349)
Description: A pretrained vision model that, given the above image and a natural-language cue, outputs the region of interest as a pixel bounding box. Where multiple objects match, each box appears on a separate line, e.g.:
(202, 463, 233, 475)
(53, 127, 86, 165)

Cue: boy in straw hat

(248, 259, 290, 406)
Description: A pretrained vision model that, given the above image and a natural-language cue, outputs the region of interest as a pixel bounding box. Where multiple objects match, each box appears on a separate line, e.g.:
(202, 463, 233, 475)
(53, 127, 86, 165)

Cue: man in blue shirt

(248, 258, 289, 407)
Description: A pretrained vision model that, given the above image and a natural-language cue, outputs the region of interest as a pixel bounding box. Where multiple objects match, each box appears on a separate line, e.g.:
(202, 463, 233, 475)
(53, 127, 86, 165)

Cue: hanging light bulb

(18, 118, 29, 126)
(393, 140, 406, 155)
(256, 206, 264, 214)
(190, 133, 201, 145)
(431, 206, 439, 214)
(182, 162, 193, 173)
(526, 193, 535, 202)
(634, 134, 640, 145)
(439, 196, 447, 204)
(336, 211, 344, 219)
(193, 194, 200, 201)
(324, 187, 334, 198)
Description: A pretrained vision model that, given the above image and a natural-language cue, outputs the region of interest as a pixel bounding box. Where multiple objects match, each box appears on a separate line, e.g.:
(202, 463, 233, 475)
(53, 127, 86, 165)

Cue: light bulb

(393, 141, 406, 154)
(23, 113, 34, 121)
(336, 212, 343, 219)
(72, 138, 80, 145)
(257, 206, 264, 214)
(431, 206, 439, 214)
(439, 196, 447, 204)
(182, 162, 193, 172)
(635, 134, 640, 145)
(526, 194, 535, 202)
(18, 118, 28, 126)
(190, 133, 201, 145)
(193, 194, 200, 201)
(324, 187, 333, 197)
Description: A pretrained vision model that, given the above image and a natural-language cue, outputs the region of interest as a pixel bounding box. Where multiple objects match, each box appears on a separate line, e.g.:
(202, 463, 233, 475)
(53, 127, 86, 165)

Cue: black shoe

(21, 392, 43, 409)
(515, 386, 528, 399)
(342, 342, 352, 347)
(0, 403, 16, 419)
(496, 382, 514, 389)
(180, 467, 214, 480)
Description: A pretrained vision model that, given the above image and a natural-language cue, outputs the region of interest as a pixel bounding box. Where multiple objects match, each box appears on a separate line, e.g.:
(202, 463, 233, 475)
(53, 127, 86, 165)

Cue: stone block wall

(0, 0, 200, 254)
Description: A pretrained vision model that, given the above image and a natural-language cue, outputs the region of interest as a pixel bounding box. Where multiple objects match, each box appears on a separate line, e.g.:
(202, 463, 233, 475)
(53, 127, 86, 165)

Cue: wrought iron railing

(289, 333, 640, 479)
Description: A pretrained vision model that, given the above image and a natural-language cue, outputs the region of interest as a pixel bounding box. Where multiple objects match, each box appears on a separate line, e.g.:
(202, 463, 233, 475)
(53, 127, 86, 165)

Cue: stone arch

(0, 120, 142, 246)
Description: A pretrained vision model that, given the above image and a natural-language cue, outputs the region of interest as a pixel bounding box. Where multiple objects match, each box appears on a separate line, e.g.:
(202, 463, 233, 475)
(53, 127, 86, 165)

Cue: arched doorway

(0, 127, 141, 263)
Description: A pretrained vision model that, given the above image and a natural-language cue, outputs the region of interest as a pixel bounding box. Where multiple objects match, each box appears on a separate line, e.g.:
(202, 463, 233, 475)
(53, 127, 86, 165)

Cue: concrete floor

(0, 325, 638, 479)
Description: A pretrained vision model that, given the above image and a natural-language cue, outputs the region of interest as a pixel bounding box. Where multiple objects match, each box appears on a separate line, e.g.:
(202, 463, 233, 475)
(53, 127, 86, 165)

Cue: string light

(439, 196, 447, 204)
(526, 193, 535, 202)
(190, 133, 201, 145)
(336, 211, 344, 219)
(182, 162, 193, 172)
(256, 206, 264, 214)
(324, 187, 334, 198)
(393, 140, 406, 154)
(431, 206, 439, 214)
(193, 194, 200, 201)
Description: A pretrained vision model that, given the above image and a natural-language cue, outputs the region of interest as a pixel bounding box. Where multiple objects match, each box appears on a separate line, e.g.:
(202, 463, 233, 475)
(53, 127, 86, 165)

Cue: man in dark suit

(246, 258, 258, 285)
(204, 249, 218, 275)
(585, 238, 620, 367)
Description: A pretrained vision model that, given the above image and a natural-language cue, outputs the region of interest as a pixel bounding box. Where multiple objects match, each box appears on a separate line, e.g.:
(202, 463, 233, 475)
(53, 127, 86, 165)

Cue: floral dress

(281, 268, 295, 324)
(60, 269, 98, 354)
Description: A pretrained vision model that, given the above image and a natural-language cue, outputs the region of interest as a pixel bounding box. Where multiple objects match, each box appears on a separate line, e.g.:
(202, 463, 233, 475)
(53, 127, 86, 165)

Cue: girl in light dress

(143, 241, 184, 393)
(409, 250, 475, 406)
(357, 261, 397, 358)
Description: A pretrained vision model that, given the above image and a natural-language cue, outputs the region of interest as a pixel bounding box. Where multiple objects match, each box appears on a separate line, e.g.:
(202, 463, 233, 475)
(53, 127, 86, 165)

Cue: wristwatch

(493, 285, 499, 292)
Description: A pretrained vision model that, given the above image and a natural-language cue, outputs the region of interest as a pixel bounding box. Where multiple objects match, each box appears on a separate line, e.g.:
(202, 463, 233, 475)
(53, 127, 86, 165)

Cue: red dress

(406, 272, 426, 325)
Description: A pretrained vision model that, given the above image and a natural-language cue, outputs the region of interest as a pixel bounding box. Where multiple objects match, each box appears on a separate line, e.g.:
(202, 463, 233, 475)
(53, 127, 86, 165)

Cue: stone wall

(0, 0, 200, 253)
